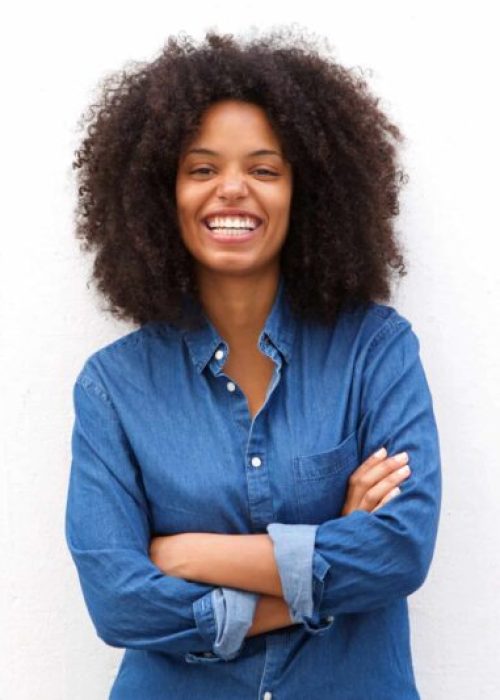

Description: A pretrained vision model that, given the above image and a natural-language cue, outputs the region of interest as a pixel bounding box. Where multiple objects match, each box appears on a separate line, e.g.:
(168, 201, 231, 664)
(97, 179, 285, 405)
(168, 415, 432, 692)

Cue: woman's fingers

(341, 447, 412, 516)
(372, 486, 401, 512)
(359, 465, 411, 511)
(349, 450, 410, 494)
(354, 447, 389, 476)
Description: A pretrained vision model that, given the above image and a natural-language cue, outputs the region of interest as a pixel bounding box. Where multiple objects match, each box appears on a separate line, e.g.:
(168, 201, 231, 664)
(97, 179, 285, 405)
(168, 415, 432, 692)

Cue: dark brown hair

(72, 27, 408, 329)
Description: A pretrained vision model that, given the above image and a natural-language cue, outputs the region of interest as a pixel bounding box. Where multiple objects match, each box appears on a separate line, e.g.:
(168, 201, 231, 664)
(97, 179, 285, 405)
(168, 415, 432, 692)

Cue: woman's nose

(216, 173, 249, 198)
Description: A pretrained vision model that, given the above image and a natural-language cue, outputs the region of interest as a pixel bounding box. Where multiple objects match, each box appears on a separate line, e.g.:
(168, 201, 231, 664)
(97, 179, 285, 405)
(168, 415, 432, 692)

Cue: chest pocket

(292, 429, 359, 524)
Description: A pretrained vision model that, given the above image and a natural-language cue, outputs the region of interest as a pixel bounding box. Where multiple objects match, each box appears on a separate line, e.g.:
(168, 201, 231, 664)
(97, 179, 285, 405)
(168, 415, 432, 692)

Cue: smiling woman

(66, 26, 441, 700)
(71, 27, 408, 329)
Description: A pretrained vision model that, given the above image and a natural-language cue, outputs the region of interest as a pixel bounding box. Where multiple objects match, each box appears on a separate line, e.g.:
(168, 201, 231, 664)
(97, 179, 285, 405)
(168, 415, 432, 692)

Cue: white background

(1, 1, 499, 698)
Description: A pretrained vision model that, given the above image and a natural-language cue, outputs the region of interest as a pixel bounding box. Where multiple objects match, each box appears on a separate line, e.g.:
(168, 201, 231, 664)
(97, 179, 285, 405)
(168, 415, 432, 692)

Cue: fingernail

(398, 465, 410, 475)
(394, 451, 408, 464)
(390, 487, 401, 497)
(373, 447, 387, 459)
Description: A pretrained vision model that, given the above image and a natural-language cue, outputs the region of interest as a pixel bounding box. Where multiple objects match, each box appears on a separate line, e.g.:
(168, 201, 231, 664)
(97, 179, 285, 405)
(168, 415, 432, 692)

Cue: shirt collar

(182, 273, 297, 374)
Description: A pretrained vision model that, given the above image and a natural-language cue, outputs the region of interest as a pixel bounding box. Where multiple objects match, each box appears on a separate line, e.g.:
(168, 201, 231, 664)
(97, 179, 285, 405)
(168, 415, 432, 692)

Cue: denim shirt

(65, 273, 441, 699)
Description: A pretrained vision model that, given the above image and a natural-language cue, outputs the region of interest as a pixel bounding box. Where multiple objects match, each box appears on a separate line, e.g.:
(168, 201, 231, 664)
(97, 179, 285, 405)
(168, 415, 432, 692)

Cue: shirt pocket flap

(294, 429, 359, 481)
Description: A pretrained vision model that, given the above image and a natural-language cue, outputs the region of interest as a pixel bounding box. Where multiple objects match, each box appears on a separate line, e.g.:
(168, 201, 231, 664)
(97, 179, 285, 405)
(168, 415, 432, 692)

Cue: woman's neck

(196, 267, 281, 349)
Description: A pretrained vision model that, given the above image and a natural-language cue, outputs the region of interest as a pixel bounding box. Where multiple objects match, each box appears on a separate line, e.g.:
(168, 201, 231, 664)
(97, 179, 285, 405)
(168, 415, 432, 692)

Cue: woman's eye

(254, 169, 278, 176)
(191, 167, 213, 175)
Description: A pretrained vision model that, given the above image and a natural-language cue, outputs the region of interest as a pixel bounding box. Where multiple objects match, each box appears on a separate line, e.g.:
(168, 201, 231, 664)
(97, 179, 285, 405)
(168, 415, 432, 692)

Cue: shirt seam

(76, 374, 115, 408)
(362, 315, 411, 367)
(83, 326, 150, 370)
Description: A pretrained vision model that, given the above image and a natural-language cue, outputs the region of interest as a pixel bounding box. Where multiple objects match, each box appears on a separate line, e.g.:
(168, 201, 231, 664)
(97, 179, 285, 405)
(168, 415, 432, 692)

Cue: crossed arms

(149, 531, 291, 637)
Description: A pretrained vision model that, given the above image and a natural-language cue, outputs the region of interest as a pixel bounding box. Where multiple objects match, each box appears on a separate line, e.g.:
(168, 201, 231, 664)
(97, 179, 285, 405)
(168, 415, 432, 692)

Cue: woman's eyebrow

(185, 147, 283, 158)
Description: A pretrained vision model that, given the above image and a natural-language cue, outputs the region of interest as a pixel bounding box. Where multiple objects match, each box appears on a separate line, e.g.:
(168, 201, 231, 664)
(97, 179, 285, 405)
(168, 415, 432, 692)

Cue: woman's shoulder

(340, 298, 412, 335)
(74, 321, 181, 388)
(334, 298, 416, 362)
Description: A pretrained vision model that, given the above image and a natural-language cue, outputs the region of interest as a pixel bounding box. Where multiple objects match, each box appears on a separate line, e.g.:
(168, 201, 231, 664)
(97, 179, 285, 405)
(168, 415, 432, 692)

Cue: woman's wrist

(246, 595, 295, 637)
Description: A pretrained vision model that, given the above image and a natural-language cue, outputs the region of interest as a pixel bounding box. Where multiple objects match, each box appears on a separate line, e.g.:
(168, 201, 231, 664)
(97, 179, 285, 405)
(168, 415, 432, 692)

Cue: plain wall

(1, 1, 499, 698)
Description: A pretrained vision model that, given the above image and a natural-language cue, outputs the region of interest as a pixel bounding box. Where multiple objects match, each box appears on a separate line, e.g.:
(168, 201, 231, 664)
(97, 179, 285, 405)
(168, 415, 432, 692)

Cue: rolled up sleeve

(266, 523, 334, 634)
(210, 588, 259, 660)
(66, 370, 254, 663)
(266, 318, 442, 627)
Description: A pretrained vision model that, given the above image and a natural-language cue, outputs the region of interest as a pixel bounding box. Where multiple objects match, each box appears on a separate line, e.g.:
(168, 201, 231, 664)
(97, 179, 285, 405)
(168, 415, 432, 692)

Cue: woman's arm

(247, 594, 295, 636)
(67, 369, 268, 663)
(149, 534, 296, 637)
(149, 532, 283, 596)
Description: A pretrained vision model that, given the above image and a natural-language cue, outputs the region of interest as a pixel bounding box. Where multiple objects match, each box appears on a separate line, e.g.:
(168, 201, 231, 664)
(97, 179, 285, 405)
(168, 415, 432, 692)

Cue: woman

(66, 29, 441, 699)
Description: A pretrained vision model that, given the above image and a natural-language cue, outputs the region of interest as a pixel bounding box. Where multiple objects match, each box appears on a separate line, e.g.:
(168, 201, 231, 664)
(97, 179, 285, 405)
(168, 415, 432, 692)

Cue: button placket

(242, 350, 285, 530)
(219, 341, 284, 530)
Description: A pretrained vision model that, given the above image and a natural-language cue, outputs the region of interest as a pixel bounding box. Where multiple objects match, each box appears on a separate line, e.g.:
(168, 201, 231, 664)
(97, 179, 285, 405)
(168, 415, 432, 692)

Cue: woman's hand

(341, 447, 411, 516)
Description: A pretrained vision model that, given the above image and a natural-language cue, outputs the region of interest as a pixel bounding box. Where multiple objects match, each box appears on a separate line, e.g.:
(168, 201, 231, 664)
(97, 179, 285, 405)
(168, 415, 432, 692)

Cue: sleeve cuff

(188, 589, 219, 663)
(212, 588, 259, 660)
(267, 523, 334, 636)
(189, 588, 258, 663)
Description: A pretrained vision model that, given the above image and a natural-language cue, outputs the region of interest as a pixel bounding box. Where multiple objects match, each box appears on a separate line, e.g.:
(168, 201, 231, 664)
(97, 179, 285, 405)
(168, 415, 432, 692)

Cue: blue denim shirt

(65, 273, 441, 699)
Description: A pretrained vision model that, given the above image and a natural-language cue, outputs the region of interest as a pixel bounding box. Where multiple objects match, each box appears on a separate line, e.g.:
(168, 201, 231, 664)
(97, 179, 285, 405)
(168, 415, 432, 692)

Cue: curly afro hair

(72, 26, 408, 330)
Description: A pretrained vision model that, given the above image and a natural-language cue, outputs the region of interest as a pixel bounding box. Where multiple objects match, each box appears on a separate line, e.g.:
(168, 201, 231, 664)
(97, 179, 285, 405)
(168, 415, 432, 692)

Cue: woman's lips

(202, 220, 263, 243)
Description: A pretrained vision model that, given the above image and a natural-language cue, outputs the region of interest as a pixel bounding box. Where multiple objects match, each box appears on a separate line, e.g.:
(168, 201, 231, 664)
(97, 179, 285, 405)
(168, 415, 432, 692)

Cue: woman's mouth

(202, 218, 263, 243)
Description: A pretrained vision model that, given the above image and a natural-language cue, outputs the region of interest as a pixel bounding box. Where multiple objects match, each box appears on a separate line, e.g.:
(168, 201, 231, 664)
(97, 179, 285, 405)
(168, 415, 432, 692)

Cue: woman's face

(175, 99, 293, 280)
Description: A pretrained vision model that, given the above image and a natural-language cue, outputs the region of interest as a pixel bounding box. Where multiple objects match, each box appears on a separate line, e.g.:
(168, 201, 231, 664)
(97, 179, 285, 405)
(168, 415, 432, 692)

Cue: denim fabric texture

(65, 272, 441, 699)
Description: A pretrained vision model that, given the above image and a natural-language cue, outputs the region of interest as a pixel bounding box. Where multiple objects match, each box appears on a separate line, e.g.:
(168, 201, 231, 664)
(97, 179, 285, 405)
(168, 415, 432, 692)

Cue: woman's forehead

(181, 101, 284, 156)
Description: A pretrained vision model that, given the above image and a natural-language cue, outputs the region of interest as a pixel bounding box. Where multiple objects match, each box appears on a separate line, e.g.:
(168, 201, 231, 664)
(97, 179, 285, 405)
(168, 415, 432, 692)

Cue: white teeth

(210, 229, 252, 236)
(205, 216, 260, 230)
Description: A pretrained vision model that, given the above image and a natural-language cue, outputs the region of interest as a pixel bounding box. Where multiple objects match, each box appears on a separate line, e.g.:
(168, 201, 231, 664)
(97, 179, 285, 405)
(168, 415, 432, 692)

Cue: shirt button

(215, 349, 224, 360)
(263, 692, 272, 700)
(251, 456, 262, 468)
(326, 615, 334, 622)
(226, 381, 236, 392)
